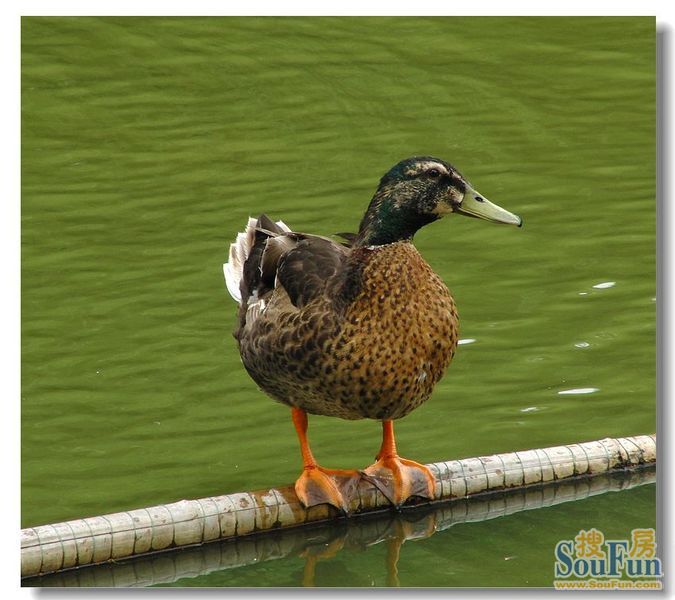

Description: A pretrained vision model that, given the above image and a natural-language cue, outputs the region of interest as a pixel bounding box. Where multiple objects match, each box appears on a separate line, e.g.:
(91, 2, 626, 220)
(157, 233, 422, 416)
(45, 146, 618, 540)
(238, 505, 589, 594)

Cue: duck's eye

(427, 168, 441, 178)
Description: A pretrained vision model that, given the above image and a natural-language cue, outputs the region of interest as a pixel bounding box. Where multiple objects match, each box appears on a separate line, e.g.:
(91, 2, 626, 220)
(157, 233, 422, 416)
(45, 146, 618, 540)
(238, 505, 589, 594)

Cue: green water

(21, 16, 656, 587)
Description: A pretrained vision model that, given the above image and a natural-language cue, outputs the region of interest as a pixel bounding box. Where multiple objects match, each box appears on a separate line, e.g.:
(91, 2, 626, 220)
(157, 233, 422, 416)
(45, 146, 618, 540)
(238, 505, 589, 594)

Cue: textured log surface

(21, 434, 656, 579)
(24, 467, 655, 588)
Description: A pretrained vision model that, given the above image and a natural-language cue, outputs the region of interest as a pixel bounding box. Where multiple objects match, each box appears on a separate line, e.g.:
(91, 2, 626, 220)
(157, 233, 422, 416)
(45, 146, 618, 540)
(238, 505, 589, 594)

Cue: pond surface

(21, 16, 656, 587)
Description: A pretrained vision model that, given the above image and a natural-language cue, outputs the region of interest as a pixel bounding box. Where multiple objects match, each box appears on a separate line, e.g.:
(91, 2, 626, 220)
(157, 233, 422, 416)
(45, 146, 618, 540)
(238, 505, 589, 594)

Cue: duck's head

(355, 156, 522, 246)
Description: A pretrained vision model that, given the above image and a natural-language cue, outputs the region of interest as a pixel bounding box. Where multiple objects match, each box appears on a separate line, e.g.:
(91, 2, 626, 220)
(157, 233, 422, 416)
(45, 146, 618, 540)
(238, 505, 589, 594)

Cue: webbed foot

(295, 466, 361, 513)
(361, 455, 435, 507)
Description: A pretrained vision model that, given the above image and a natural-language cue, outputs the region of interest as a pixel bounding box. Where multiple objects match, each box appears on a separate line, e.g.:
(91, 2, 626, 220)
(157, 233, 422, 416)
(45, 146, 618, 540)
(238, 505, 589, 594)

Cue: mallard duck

(223, 156, 521, 512)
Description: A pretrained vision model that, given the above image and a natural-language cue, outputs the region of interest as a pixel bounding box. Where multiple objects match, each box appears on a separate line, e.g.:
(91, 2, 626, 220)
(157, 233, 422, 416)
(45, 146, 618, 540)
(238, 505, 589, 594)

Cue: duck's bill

(456, 185, 523, 227)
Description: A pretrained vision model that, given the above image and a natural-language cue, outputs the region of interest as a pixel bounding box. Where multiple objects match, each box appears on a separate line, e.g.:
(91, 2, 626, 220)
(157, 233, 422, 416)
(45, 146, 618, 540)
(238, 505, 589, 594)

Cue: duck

(223, 156, 522, 512)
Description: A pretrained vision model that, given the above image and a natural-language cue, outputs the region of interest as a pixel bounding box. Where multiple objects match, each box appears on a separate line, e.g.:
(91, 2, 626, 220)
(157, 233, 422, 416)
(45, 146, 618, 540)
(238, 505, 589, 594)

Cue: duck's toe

(361, 455, 435, 507)
(294, 466, 361, 513)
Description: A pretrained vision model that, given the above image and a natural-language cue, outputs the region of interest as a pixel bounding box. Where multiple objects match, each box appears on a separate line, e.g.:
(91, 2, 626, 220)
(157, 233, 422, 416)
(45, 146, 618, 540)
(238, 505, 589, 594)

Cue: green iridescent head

(355, 156, 522, 246)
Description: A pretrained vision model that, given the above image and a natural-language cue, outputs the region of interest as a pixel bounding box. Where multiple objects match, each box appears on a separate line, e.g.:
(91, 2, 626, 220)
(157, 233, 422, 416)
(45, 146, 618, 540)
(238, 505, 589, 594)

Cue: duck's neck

(354, 192, 438, 247)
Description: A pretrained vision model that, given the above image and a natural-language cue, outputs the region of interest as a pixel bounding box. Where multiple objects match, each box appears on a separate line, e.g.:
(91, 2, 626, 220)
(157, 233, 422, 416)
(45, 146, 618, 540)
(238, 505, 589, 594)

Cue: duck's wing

(223, 215, 292, 304)
(229, 214, 350, 332)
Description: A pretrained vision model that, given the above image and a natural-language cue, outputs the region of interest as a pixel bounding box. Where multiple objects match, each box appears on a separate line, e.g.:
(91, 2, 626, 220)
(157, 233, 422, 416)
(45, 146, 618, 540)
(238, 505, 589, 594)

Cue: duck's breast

(326, 242, 459, 419)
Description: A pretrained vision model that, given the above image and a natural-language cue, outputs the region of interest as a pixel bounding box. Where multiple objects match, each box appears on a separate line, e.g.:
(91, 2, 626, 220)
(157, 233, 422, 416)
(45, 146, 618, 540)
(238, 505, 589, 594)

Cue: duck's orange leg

(361, 420, 435, 507)
(291, 407, 361, 513)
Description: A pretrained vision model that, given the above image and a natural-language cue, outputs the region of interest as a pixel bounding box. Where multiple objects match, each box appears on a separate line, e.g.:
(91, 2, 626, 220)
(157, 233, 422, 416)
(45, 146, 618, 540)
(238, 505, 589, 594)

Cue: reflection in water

(24, 467, 654, 588)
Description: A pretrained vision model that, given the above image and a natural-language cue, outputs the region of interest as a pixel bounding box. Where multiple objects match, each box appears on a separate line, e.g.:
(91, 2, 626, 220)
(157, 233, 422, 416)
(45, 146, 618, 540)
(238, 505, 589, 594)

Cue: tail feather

(223, 216, 291, 304)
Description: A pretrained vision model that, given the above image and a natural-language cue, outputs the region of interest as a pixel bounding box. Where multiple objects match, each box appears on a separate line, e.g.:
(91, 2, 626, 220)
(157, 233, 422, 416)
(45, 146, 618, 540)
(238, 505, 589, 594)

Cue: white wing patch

(223, 217, 292, 304)
(245, 291, 266, 322)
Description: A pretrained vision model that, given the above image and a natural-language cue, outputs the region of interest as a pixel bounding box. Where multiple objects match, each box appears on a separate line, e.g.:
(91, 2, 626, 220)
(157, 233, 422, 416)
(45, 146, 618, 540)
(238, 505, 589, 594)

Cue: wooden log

(21, 434, 656, 579)
(24, 466, 656, 588)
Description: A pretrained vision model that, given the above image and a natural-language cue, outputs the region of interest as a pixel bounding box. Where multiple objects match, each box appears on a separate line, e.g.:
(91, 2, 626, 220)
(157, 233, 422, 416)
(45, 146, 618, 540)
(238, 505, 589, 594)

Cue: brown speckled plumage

(224, 156, 521, 510)
(237, 240, 458, 420)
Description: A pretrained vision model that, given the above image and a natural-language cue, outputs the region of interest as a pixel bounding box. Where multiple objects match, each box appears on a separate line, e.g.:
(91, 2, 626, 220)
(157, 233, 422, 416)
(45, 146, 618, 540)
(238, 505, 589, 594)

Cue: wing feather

(276, 237, 348, 308)
(232, 214, 351, 338)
